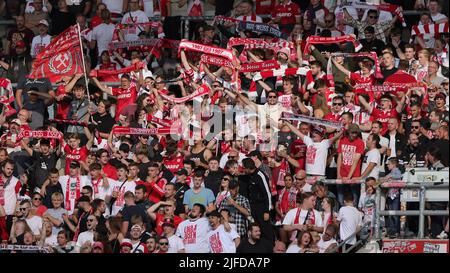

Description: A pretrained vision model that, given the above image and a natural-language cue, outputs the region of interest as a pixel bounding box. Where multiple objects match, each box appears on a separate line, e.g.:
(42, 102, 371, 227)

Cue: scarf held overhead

(89, 61, 146, 77)
(158, 84, 210, 104)
(281, 112, 344, 130)
(304, 35, 362, 56)
(347, 1, 406, 27)
(179, 40, 234, 62)
(237, 21, 286, 39)
(112, 126, 181, 136)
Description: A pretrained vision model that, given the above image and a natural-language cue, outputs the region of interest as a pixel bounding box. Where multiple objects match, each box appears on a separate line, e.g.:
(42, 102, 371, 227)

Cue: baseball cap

(290, 139, 307, 155)
(311, 126, 325, 137)
(38, 19, 49, 27)
(92, 241, 104, 250)
(120, 239, 133, 248)
(15, 40, 26, 49)
(206, 210, 221, 218)
(11, 119, 22, 126)
(176, 169, 188, 176)
(277, 47, 291, 57)
(435, 92, 446, 100)
(161, 218, 175, 228)
(69, 161, 80, 169)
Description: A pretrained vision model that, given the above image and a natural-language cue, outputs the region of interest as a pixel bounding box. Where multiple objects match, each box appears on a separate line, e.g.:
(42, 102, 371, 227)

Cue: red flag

(30, 25, 84, 83)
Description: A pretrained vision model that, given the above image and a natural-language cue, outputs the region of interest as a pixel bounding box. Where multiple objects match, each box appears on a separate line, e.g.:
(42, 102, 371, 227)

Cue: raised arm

(332, 57, 351, 77)
(91, 77, 113, 95)
(358, 95, 374, 113)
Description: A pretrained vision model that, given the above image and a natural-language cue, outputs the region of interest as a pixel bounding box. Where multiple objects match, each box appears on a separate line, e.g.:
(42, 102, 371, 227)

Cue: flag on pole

(30, 25, 84, 83)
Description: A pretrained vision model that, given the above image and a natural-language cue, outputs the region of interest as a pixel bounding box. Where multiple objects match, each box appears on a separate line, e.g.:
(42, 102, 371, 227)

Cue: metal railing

(374, 182, 449, 240)
(330, 221, 372, 253)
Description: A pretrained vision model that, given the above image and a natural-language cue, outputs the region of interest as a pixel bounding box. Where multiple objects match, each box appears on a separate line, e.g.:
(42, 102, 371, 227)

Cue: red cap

(290, 139, 307, 155)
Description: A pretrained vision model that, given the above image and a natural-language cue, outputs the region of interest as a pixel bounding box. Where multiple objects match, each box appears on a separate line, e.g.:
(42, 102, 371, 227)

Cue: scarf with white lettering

(304, 35, 362, 56)
(200, 54, 234, 68)
(281, 112, 343, 130)
(89, 62, 146, 77)
(157, 84, 210, 104)
(16, 130, 63, 143)
(240, 60, 280, 72)
(0, 244, 50, 252)
(226, 37, 293, 51)
(213, 16, 242, 24)
(112, 126, 180, 136)
(347, 1, 406, 27)
(179, 40, 235, 62)
(116, 21, 164, 38)
(146, 114, 174, 127)
(65, 176, 81, 211)
(237, 21, 286, 39)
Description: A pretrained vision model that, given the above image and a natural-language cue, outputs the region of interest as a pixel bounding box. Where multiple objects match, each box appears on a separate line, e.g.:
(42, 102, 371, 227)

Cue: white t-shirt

(299, 183, 312, 193)
(176, 217, 211, 253)
(143, 0, 158, 17)
(109, 180, 137, 216)
(283, 207, 323, 241)
(59, 176, 92, 214)
(286, 243, 302, 253)
(317, 235, 337, 253)
(303, 136, 331, 176)
(75, 230, 94, 252)
(89, 176, 115, 201)
(219, 152, 245, 169)
(2, 175, 20, 215)
(26, 215, 43, 236)
(337, 206, 362, 245)
(168, 234, 185, 253)
(102, 0, 124, 14)
(207, 224, 239, 253)
(91, 23, 115, 57)
(388, 134, 397, 158)
(358, 192, 376, 225)
(45, 234, 58, 247)
(121, 10, 150, 41)
(361, 148, 381, 179)
(30, 34, 51, 58)
(431, 13, 448, 23)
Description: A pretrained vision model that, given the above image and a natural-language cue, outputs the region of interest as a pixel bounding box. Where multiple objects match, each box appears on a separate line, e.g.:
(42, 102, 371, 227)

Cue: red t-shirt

(371, 108, 399, 135)
(56, 85, 70, 119)
(272, 1, 300, 25)
(350, 72, 375, 103)
(97, 62, 120, 82)
(112, 83, 137, 120)
(148, 176, 168, 204)
(154, 213, 183, 236)
(64, 145, 88, 174)
(337, 137, 365, 178)
(255, 0, 276, 15)
(102, 164, 118, 180)
(163, 155, 184, 174)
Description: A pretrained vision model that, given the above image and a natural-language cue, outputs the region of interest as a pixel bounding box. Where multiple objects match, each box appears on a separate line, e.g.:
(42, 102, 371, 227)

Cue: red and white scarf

(0, 78, 16, 116)
(48, 119, 88, 127)
(112, 126, 180, 136)
(227, 37, 293, 51)
(304, 35, 362, 56)
(116, 21, 164, 38)
(200, 54, 234, 68)
(147, 115, 174, 127)
(348, 1, 406, 27)
(0, 175, 5, 206)
(326, 52, 382, 87)
(92, 177, 102, 195)
(411, 22, 449, 37)
(89, 62, 145, 77)
(253, 67, 308, 81)
(240, 60, 280, 72)
(16, 130, 63, 143)
(158, 84, 210, 104)
(65, 176, 81, 211)
(179, 40, 235, 62)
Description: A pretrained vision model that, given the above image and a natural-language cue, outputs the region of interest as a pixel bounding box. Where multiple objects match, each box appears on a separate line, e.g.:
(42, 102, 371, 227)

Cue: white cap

(38, 19, 49, 27)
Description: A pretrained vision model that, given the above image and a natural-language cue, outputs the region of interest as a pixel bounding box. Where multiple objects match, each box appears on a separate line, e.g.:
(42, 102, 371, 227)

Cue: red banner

(382, 240, 449, 253)
(112, 126, 181, 136)
(30, 25, 84, 83)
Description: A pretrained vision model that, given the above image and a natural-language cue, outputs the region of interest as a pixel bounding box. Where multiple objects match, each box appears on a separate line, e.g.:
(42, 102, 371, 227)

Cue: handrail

(329, 221, 372, 253)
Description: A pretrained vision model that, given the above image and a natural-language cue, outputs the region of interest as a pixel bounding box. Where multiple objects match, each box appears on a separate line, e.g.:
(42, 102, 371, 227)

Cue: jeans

(387, 196, 401, 235)
(337, 184, 361, 207)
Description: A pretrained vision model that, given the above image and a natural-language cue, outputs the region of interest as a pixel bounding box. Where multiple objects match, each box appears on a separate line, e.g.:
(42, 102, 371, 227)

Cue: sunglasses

(212, 85, 221, 88)
(33, 197, 42, 201)
(411, 126, 420, 129)
(87, 219, 96, 222)
(268, 96, 277, 98)
(222, 177, 230, 181)
(159, 242, 169, 245)
(228, 155, 237, 159)
(333, 103, 343, 106)
(325, 20, 333, 23)
(19, 207, 28, 211)
(369, 16, 379, 19)
(295, 177, 306, 180)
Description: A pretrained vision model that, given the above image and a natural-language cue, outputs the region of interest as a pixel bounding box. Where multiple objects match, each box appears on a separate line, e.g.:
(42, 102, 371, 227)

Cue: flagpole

(76, 23, 91, 103)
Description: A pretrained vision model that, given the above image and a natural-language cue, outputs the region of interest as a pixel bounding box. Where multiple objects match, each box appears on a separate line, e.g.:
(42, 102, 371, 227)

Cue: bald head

(295, 170, 307, 186)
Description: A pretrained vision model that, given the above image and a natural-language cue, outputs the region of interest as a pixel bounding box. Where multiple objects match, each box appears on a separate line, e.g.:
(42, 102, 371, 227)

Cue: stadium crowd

(0, 0, 448, 253)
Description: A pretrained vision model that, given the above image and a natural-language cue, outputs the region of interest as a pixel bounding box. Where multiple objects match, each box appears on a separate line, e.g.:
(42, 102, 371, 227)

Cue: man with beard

(176, 203, 211, 253)
(207, 210, 240, 253)
(236, 222, 273, 253)
(399, 133, 427, 168)
(75, 214, 97, 253)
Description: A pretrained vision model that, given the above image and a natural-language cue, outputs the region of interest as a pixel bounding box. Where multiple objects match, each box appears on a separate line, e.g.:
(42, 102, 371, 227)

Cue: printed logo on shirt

(184, 224, 197, 245)
(342, 144, 357, 165)
(209, 232, 224, 253)
(306, 146, 317, 165)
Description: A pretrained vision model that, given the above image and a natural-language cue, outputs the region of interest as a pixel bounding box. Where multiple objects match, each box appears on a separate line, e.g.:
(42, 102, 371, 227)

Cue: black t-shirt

(138, 162, 153, 181)
(121, 205, 149, 229)
(68, 0, 91, 16)
(92, 113, 115, 134)
(32, 151, 59, 188)
(214, 0, 235, 15)
(382, 66, 398, 81)
(50, 9, 76, 36)
(360, 38, 386, 56)
(43, 183, 63, 208)
(236, 238, 273, 253)
(17, 77, 52, 106)
(431, 139, 449, 167)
